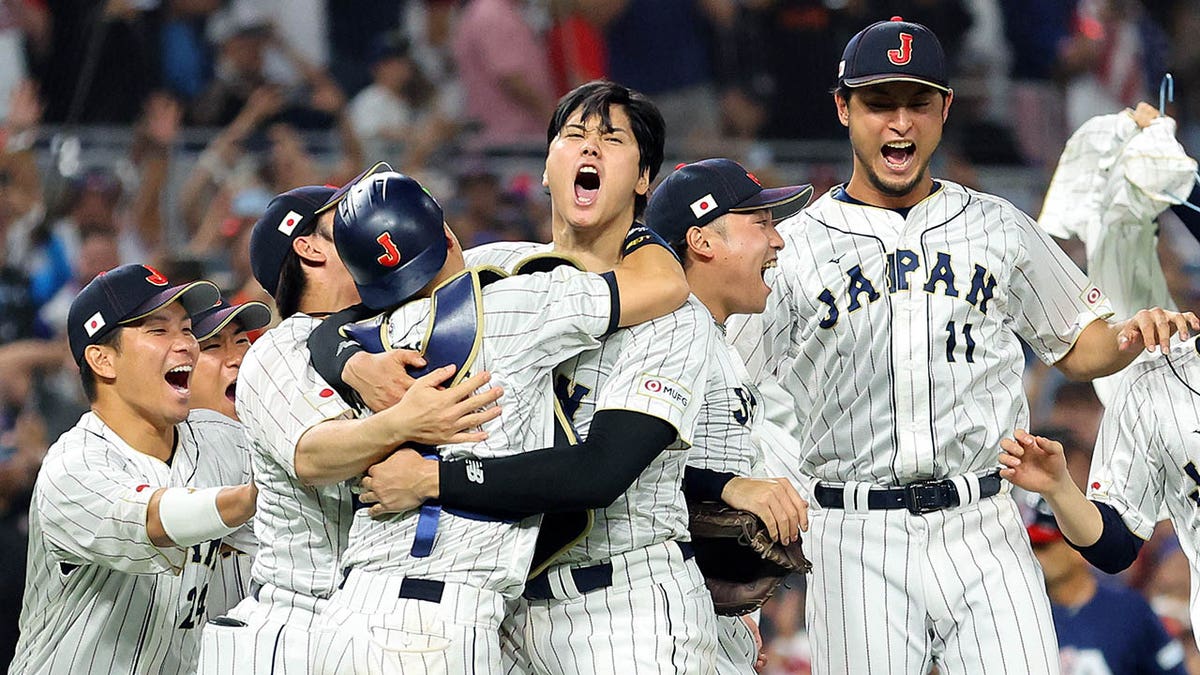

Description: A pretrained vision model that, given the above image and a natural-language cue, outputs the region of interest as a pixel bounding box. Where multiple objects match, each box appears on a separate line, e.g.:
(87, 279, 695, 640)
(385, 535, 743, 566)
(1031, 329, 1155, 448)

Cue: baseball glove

(687, 501, 812, 616)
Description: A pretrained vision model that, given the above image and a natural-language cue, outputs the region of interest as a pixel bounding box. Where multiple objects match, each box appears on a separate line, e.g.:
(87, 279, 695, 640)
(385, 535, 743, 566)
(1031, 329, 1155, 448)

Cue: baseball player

(999, 344, 1200, 653)
(306, 169, 689, 672)
(725, 17, 1199, 675)
(11, 264, 258, 674)
(642, 157, 814, 673)
(332, 80, 722, 673)
(195, 178, 502, 675)
(188, 299, 271, 619)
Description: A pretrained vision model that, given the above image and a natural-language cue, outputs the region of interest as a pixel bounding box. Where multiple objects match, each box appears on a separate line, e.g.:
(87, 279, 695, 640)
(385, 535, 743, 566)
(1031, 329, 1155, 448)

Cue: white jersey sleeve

(236, 321, 356, 478)
(593, 296, 712, 445)
(1087, 365, 1167, 540)
(36, 443, 185, 574)
(1006, 208, 1114, 364)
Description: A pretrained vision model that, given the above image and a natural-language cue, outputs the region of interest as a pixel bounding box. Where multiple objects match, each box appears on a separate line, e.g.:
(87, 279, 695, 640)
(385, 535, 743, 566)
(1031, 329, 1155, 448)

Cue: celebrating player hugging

(15, 13, 1200, 675)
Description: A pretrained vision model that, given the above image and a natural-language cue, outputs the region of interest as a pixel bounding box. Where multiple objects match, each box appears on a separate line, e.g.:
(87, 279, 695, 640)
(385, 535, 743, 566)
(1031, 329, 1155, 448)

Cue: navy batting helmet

(335, 172, 448, 310)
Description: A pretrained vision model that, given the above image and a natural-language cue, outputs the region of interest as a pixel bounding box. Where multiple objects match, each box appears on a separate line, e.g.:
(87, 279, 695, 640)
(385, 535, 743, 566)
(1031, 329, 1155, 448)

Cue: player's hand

(359, 449, 437, 517)
(720, 476, 808, 544)
(383, 366, 503, 446)
(998, 429, 1073, 498)
(344, 349, 424, 412)
(743, 614, 767, 673)
(1117, 307, 1200, 354)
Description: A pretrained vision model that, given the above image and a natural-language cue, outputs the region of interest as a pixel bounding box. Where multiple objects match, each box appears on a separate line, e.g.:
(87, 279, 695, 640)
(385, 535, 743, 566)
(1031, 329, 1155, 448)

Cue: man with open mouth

(11, 264, 258, 674)
(726, 16, 1199, 675)
(187, 298, 272, 622)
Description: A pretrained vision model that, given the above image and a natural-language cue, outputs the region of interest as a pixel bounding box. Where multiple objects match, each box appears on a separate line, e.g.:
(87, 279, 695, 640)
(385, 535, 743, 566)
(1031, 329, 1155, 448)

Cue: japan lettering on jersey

(729, 181, 1113, 485)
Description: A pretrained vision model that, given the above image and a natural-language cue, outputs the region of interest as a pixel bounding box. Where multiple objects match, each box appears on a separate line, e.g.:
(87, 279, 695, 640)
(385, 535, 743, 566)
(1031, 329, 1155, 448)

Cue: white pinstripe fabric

(1088, 338, 1200, 639)
(12, 411, 251, 674)
(725, 182, 1095, 674)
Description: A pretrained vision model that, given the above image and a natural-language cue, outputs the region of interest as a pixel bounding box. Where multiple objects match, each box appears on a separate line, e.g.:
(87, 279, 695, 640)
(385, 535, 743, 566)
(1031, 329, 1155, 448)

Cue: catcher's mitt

(687, 501, 812, 616)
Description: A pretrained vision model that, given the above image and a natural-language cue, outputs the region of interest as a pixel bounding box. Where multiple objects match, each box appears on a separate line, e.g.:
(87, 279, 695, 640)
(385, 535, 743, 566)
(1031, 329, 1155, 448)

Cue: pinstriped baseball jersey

(689, 318, 766, 478)
(236, 314, 356, 600)
(12, 410, 250, 675)
(339, 266, 616, 594)
(728, 181, 1114, 485)
(1087, 338, 1200, 635)
(467, 242, 712, 564)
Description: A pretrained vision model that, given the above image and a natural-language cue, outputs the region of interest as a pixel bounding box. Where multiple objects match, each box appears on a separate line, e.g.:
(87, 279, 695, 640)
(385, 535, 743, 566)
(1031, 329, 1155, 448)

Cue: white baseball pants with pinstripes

(805, 491, 1060, 675)
(196, 583, 330, 675)
(501, 540, 720, 674)
(309, 569, 512, 674)
(714, 614, 759, 673)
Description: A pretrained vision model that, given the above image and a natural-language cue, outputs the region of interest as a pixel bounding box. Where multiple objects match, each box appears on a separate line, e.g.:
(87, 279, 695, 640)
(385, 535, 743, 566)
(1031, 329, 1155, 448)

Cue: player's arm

(682, 466, 809, 543)
(143, 483, 257, 548)
(998, 430, 1144, 573)
(1055, 308, 1199, 380)
(610, 224, 690, 326)
(293, 365, 503, 486)
(362, 408, 678, 516)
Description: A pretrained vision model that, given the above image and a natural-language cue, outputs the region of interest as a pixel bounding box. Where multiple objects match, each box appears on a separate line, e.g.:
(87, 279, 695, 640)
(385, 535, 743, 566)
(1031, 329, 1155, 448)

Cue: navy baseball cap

(644, 158, 813, 244)
(67, 264, 220, 364)
(192, 299, 272, 342)
(839, 17, 950, 93)
(249, 162, 393, 297)
(249, 185, 337, 297)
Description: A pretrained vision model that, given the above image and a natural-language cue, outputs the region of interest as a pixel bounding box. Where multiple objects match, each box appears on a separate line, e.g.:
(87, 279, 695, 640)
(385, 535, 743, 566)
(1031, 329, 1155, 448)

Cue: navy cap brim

(316, 161, 394, 215)
(842, 74, 951, 93)
(731, 184, 814, 220)
(194, 301, 272, 342)
(121, 281, 220, 325)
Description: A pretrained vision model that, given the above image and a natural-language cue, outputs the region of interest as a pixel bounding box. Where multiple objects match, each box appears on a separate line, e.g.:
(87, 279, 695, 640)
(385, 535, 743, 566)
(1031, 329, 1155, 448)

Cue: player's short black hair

(273, 213, 325, 319)
(547, 80, 665, 218)
(79, 328, 123, 402)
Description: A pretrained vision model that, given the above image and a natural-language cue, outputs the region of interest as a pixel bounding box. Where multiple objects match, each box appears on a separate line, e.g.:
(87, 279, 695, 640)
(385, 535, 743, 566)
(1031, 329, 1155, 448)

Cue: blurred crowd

(2, 0, 1200, 672)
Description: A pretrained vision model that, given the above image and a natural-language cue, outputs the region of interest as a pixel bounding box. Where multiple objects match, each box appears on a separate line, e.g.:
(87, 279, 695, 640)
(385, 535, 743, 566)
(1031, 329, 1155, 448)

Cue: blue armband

(1066, 500, 1144, 574)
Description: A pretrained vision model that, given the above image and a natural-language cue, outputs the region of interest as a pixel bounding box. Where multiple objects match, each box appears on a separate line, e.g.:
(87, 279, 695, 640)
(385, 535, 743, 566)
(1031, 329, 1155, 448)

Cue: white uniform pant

(806, 492, 1059, 675)
(715, 612, 759, 674)
(311, 569, 510, 675)
(197, 583, 330, 675)
(503, 540, 719, 674)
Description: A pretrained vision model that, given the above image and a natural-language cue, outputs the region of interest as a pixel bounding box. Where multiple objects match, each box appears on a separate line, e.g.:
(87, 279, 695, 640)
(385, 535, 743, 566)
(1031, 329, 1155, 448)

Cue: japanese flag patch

(84, 312, 106, 337)
(1080, 284, 1105, 308)
(690, 194, 718, 219)
(277, 211, 304, 236)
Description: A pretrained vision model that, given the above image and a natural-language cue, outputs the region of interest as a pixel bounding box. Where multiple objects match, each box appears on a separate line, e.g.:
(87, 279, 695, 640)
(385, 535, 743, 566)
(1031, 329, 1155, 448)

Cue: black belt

(813, 471, 1003, 515)
(523, 541, 695, 601)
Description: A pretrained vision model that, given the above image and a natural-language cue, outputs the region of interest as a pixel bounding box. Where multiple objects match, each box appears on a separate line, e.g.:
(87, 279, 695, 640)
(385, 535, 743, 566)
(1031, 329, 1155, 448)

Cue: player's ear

(635, 168, 650, 196)
(292, 232, 327, 265)
(941, 89, 954, 121)
(84, 343, 118, 381)
(685, 226, 715, 262)
(542, 168, 549, 189)
(835, 92, 850, 128)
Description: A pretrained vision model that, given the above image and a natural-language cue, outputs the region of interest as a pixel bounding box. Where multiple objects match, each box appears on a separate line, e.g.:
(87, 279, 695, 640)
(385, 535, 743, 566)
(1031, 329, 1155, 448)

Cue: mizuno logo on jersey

(466, 459, 484, 484)
(336, 340, 356, 355)
(816, 249, 996, 329)
(636, 374, 691, 409)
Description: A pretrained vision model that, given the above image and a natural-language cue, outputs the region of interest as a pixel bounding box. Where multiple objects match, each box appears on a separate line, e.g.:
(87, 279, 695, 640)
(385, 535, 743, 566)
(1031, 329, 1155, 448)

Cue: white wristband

(158, 487, 238, 547)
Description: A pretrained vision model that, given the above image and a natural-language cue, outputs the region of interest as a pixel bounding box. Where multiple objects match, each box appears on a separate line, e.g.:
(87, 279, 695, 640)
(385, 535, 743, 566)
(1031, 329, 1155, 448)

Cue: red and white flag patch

(277, 211, 304, 236)
(84, 312, 106, 337)
(690, 194, 718, 219)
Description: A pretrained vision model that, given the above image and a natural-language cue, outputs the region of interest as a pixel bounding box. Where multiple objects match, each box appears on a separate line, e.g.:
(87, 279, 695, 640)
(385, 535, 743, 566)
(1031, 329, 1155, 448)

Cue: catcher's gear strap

(1067, 500, 1144, 575)
(440, 408, 674, 514)
(682, 465, 737, 503)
